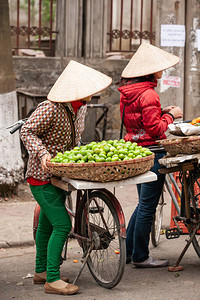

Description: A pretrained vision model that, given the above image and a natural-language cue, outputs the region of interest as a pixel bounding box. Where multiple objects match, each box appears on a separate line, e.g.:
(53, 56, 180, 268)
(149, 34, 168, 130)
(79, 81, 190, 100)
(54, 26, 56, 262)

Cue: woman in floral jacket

(118, 43, 183, 268)
(21, 61, 112, 295)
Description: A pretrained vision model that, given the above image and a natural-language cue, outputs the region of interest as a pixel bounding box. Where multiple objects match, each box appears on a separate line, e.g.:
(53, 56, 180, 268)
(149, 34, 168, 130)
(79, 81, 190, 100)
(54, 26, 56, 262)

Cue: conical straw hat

(47, 60, 112, 102)
(122, 42, 180, 78)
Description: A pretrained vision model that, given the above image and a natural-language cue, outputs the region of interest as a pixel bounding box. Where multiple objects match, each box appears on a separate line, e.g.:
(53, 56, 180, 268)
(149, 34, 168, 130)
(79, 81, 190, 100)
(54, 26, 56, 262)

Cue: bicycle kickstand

(72, 243, 94, 285)
(168, 223, 200, 272)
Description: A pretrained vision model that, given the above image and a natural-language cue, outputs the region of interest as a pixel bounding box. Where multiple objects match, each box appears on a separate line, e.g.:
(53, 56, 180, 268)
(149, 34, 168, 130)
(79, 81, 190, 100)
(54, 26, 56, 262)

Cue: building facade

(12, 0, 200, 138)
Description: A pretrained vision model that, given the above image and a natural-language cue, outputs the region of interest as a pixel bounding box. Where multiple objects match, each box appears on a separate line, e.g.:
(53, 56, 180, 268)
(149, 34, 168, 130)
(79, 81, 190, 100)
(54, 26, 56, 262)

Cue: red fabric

(118, 81, 174, 146)
(27, 177, 50, 186)
(71, 101, 86, 114)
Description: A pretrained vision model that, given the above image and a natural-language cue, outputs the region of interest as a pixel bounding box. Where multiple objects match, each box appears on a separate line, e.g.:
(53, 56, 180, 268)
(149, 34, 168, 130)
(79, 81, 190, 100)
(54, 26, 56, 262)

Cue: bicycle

(33, 179, 126, 289)
(151, 155, 200, 271)
(86, 103, 109, 142)
(7, 112, 158, 287)
(33, 172, 157, 288)
(151, 172, 181, 247)
(150, 120, 193, 247)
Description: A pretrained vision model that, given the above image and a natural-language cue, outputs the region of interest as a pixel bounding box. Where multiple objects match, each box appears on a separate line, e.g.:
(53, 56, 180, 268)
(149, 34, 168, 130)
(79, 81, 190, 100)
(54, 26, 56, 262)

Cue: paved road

(1, 237, 200, 300)
(1, 184, 200, 299)
(0, 184, 171, 248)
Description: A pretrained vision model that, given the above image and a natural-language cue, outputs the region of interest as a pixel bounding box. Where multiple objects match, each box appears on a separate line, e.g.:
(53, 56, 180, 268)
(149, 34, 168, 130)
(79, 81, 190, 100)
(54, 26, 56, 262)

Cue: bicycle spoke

(77, 190, 125, 288)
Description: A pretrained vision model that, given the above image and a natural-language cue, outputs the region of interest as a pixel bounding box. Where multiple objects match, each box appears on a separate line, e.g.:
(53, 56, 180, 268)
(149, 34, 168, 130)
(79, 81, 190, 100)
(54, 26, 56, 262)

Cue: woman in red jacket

(118, 43, 183, 267)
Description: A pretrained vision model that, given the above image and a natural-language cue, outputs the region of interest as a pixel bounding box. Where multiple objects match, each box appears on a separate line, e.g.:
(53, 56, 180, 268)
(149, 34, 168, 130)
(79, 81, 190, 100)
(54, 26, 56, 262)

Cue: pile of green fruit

(50, 139, 153, 164)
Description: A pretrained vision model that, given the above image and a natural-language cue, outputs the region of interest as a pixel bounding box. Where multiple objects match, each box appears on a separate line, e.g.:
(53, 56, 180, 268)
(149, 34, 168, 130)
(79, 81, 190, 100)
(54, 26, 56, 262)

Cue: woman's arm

(141, 92, 176, 137)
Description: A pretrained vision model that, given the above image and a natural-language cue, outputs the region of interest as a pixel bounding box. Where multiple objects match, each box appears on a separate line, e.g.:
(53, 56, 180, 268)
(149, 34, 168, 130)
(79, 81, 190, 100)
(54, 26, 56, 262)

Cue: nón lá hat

(121, 42, 180, 78)
(47, 60, 112, 102)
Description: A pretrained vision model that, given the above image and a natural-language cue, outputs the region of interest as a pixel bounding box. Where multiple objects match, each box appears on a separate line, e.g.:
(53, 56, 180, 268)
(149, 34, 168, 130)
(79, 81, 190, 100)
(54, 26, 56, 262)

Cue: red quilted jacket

(118, 81, 174, 146)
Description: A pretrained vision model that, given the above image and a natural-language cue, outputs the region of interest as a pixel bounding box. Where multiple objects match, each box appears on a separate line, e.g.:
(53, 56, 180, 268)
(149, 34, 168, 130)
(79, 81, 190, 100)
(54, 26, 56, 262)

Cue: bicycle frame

(86, 103, 108, 141)
(165, 174, 181, 215)
(51, 177, 126, 240)
(159, 158, 200, 270)
(50, 177, 127, 286)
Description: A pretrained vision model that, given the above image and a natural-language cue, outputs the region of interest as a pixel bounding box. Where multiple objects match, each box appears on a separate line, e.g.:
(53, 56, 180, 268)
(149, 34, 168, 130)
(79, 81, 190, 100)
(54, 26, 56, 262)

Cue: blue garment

(126, 152, 166, 262)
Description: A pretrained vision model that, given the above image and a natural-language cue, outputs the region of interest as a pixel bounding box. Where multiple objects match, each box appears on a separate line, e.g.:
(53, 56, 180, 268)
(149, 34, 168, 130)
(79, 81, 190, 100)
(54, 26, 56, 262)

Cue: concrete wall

(0, 92, 24, 196)
(13, 0, 200, 140)
(155, 0, 185, 114)
(184, 0, 200, 120)
(13, 56, 127, 139)
(156, 0, 200, 121)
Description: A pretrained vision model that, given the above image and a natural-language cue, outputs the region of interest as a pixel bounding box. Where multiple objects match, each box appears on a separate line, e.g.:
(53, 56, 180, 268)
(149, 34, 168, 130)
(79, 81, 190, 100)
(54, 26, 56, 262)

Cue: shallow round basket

(157, 136, 200, 156)
(47, 154, 155, 182)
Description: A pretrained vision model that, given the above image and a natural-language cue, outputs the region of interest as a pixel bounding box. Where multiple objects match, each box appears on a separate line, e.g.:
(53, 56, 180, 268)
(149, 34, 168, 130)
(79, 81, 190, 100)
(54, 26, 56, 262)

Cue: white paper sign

(196, 29, 200, 51)
(161, 25, 185, 47)
(162, 76, 181, 88)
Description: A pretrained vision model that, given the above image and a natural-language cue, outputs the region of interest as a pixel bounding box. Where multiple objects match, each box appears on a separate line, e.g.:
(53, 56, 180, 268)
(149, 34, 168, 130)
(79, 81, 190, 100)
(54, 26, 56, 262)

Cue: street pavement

(1, 184, 200, 299)
(0, 201, 36, 248)
(0, 184, 171, 249)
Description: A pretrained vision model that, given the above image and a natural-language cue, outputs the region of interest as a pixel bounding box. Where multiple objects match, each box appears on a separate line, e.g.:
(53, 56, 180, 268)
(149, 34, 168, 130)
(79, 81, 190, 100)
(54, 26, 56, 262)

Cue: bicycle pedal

(165, 228, 181, 239)
(89, 206, 104, 214)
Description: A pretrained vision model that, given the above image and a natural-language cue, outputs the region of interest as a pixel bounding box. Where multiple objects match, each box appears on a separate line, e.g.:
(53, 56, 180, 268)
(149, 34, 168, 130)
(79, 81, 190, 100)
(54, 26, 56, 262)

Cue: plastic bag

(168, 123, 200, 136)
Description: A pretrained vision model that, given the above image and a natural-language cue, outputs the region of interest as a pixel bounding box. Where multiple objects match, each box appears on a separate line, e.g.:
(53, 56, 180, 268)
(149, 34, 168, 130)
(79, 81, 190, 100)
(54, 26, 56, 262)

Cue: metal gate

(9, 0, 57, 56)
(107, 0, 155, 52)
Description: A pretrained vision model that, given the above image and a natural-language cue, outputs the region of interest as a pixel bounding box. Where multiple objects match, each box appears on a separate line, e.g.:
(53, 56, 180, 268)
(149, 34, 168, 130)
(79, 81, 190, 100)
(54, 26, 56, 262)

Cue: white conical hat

(122, 42, 180, 78)
(47, 60, 112, 102)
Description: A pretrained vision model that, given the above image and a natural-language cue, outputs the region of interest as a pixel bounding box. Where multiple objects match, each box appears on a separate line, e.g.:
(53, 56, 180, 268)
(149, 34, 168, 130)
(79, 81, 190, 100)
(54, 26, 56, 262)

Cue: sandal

(44, 282, 79, 295)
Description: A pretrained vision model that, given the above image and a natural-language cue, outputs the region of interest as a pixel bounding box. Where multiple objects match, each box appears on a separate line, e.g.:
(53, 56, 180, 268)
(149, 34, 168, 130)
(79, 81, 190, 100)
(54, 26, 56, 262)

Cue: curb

(0, 240, 35, 249)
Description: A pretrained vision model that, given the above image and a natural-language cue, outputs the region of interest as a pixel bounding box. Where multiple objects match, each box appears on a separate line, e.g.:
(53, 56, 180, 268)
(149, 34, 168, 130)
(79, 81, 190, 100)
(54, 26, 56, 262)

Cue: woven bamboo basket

(47, 154, 155, 182)
(157, 136, 200, 156)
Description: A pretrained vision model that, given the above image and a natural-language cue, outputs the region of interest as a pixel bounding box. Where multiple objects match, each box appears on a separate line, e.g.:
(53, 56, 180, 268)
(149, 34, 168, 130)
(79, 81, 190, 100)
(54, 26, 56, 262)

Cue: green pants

(30, 184, 72, 283)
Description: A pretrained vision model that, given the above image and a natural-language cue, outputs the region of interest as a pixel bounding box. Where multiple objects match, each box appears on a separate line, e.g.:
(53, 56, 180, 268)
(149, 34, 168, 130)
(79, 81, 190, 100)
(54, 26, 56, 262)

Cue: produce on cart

(47, 139, 154, 182)
(157, 135, 200, 156)
(168, 116, 200, 136)
(191, 116, 200, 126)
(161, 116, 200, 156)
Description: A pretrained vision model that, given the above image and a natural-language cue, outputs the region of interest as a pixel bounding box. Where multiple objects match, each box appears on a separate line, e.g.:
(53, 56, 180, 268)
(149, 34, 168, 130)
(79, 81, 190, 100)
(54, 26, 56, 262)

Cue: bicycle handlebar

(9, 122, 24, 134)
(7, 119, 26, 134)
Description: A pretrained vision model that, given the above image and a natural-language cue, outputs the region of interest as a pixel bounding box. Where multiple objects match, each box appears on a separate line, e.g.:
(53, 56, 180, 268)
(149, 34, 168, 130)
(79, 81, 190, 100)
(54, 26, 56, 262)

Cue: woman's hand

(169, 106, 183, 120)
(162, 106, 176, 113)
(41, 154, 51, 172)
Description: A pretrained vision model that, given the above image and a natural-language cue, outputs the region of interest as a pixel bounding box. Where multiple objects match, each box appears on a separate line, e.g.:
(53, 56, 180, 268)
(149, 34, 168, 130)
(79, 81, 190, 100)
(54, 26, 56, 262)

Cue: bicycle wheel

(77, 189, 126, 289)
(33, 203, 41, 241)
(187, 172, 200, 257)
(151, 192, 164, 247)
(61, 192, 74, 263)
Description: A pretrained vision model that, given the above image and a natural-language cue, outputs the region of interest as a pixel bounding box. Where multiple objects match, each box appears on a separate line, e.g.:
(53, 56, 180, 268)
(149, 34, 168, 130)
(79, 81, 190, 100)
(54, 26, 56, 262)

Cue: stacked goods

(157, 136, 200, 156)
(51, 139, 153, 164)
(191, 117, 200, 126)
(47, 139, 155, 182)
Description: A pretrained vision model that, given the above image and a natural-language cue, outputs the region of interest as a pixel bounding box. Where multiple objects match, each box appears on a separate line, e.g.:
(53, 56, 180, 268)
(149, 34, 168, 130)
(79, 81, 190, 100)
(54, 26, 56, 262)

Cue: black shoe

(126, 257, 132, 264)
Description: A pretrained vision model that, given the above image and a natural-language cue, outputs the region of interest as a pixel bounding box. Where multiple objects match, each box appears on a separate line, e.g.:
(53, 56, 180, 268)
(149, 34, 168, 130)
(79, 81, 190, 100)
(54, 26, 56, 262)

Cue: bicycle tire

(94, 128, 102, 142)
(77, 190, 126, 289)
(151, 192, 164, 247)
